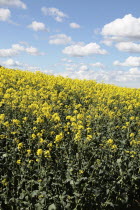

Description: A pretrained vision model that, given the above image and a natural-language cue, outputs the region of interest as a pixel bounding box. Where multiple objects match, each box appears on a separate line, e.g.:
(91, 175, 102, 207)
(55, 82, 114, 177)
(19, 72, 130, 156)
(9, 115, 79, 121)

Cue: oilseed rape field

(0, 67, 140, 210)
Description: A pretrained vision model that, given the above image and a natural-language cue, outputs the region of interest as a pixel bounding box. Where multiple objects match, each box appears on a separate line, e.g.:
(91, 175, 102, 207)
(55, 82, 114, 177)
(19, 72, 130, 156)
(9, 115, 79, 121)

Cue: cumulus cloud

(2, 58, 22, 66)
(59, 64, 140, 87)
(49, 34, 72, 45)
(28, 21, 48, 32)
(101, 39, 113, 46)
(90, 62, 105, 68)
(0, 0, 27, 9)
(25, 47, 45, 56)
(12, 44, 24, 51)
(69, 22, 80, 29)
(0, 43, 44, 57)
(2, 58, 41, 71)
(79, 65, 88, 71)
(62, 42, 107, 57)
(115, 42, 140, 53)
(102, 14, 140, 39)
(0, 46, 19, 57)
(41, 7, 68, 22)
(61, 58, 73, 63)
(0, 8, 11, 21)
(101, 14, 140, 52)
(113, 56, 140, 67)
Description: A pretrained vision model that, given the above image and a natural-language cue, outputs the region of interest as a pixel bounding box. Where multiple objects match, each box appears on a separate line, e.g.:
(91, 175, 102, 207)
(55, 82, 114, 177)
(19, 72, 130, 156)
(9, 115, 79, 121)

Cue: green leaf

(117, 158, 121, 166)
(48, 203, 56, 210)
(31, 190, 39, 197)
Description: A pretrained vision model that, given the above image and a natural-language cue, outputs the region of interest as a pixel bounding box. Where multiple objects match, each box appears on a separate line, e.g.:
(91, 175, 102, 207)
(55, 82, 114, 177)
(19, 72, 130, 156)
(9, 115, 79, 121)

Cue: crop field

(0, 67, 140, 209)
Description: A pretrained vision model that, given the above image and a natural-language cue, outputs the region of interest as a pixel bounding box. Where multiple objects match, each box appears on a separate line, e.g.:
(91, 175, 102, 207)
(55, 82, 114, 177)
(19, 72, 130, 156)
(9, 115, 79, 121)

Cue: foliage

(0, 67, 140, 209)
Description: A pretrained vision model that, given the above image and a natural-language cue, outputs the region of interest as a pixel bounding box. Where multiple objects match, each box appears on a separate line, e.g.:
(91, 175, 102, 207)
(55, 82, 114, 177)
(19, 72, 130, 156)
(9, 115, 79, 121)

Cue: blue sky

(0, 0, 140, 88)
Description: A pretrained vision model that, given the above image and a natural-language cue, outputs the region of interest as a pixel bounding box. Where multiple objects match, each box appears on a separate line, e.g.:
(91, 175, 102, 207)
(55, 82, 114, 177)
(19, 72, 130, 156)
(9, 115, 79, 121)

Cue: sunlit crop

(0, 67, 140, 209)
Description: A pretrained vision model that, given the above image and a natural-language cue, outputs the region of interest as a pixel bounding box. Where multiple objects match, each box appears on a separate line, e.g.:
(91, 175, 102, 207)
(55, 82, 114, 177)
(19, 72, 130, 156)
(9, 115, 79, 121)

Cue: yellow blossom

(18, 143, 23, 150)
(27, 149, 31, 155)
(44, 150, 51, 158)
(31, 134, 36, 139)
(12, 119, 20, 125)
(55, 132, 63, 143)
(37, 149, 43, 156)
(2, 179, 8, 186)
(106, 139, 114, 144)
(130, 133, 135, 138)
(111, 144, 117, 149)
(17, 159, 21, 164)
(79, 170, 84, 174)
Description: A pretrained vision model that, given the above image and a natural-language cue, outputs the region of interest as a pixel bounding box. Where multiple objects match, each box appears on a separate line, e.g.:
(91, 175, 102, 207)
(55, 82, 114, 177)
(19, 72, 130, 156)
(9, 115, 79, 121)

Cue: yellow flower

(36, 117, 44, 124)
(55, 132, 63, 143)
(48, 142, 53, 148)
(66, 115, 71, 120)
(130, 116, 135, 120)
(125, 122, 130, 126)
(44, 150, 51, 158)
(17, 159, 21, 164)
(125, 150, 130, 154)
(79, 170, 84, 174)
(31, 134, 36, 139)
(86, 135, 92, 141)
(3, 121, 9, 127)
(0, 114, 5, 122)
(37, 149, 43, 156)
(111, 144, 117, 149)
(52, 113, 60, 122)
(2, 179, 8, 186)
(130, 133, 135, 138)
(23, 117, 27, 121)
(130, 140, 137, 146)
(27, 149, 31, 155)
(12, 119, 20, 125)
(18, 143, 23, 150)
(39, 138, 44, 144)
(122, 126, 127, 129)
(106, 139, 114, 144)
(36, 158, 40, 162)
(37, 132, 42, 137)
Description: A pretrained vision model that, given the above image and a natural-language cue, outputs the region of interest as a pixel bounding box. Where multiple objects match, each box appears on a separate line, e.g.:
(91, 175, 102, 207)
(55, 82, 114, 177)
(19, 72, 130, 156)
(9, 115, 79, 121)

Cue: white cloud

(61, 58, 73, 63)
(2, 58, 41, 71)
(79, 65, 88, 71)
(0, 0, 27, 9)
(41, 7, 68, 22)
(102, 14, 140, 41)
(62, 42, 107, 57)
(58, 65, 140, 87)
(49, 34, 72, 45)
(0, 8, 11, 21)
(114, 56, 140, 67)
(129, 67, 140, 75)
(2, 58, 21, 66)
(0, 47, 18, 57)
(28, 21, 47, 32)
(69, 22, 80, 29)
(90, 62, 105, 68)
(25, 47, 44, 56)
(101, 39, 113, 46)
(116, 42, 140, 53)
(12, 44, 25, 51)
(0, 43, 44, 57)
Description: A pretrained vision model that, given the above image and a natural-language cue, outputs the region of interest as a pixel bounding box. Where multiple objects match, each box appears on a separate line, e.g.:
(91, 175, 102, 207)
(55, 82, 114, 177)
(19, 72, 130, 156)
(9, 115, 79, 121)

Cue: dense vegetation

(0, 67, 140, 209)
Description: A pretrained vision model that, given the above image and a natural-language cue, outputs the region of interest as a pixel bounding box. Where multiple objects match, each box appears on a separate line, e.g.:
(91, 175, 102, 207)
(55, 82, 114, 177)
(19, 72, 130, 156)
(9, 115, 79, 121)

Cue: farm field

(0, 67, 140, 209)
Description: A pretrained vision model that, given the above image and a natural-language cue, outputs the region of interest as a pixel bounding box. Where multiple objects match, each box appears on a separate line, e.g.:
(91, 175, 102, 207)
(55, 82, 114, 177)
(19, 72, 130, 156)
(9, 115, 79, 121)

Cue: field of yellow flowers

(0, 67, 140, 209)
